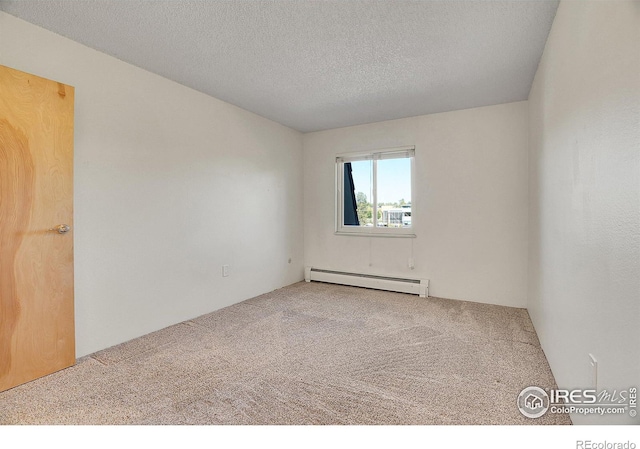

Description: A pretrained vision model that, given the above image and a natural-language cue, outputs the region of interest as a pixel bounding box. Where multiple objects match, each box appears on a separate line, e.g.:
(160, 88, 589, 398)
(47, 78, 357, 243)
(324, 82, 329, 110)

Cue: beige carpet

(0, 281, 570, 425)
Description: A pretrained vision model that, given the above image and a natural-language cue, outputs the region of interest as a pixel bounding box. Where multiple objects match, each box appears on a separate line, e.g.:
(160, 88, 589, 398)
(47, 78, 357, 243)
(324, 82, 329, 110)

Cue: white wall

(528, 1, 640, 425)
(0, 12, 304, 357)
(304, 101, 529, 308)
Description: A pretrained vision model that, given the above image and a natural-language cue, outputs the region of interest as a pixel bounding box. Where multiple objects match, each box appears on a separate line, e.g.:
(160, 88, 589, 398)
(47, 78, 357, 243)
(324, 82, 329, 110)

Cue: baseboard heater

(305, 267, 429, 298)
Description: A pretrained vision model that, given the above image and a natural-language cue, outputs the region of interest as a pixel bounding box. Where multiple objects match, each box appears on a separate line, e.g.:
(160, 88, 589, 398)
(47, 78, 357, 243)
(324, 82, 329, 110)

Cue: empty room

(0, 0, 638, 438)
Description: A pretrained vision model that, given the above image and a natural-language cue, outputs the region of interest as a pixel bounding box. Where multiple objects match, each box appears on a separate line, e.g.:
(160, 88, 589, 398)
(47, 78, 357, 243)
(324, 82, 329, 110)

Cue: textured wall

(528, 1, 640, 425)
(304, 101, 529, 308)
(0, 12, 304, 357)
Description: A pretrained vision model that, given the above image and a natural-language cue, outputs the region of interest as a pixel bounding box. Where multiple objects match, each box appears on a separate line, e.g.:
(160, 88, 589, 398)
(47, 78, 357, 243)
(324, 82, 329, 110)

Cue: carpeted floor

(0, 281, 570, 425)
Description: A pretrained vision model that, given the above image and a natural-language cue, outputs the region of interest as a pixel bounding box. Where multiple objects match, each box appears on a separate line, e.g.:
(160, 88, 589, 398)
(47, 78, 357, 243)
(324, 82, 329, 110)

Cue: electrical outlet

(408, 258, 415, 269)
(222, 265, 229, 277)
(589, 353, 598, 390)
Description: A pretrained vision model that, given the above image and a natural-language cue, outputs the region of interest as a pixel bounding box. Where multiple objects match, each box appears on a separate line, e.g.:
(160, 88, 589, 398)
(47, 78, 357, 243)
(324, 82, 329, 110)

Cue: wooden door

(0, 65, 75, 392)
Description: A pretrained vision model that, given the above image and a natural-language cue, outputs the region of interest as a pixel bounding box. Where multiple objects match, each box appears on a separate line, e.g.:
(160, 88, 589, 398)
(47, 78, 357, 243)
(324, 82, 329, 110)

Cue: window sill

(334, 231, 416, 238)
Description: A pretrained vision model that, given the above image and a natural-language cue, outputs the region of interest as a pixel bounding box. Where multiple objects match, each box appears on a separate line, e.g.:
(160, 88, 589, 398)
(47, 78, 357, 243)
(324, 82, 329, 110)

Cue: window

(336, 146, 415, 237)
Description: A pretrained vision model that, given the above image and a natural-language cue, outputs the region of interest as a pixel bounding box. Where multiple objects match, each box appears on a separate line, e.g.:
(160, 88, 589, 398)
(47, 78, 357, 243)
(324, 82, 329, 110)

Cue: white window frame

(335, 146, 416, 238)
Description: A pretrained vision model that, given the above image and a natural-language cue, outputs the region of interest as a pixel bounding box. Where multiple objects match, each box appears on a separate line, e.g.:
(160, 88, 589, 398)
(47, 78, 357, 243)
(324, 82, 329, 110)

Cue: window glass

(377, 158, 412, 228)
(344, 160, 373, 227)
(337, 147, 414, 236)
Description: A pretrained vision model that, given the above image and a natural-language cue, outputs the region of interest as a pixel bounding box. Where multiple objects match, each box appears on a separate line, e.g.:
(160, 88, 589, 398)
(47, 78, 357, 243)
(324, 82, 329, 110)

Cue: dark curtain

(343, 162, 359, 226)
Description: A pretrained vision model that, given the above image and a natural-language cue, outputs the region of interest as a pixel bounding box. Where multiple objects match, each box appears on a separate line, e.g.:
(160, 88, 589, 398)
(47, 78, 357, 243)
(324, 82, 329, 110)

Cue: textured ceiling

(0, 0, 559, 132)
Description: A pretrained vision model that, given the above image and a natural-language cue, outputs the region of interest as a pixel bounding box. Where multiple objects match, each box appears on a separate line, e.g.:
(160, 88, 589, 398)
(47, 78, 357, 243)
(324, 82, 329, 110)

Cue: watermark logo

(517, 386, 637, 419)
(577, 441, 636, 449)
(517, 386, 550, 418)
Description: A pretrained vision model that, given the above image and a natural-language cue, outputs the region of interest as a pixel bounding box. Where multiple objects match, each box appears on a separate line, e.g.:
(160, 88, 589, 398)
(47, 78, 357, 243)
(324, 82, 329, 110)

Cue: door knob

(49, 224, 71, 234)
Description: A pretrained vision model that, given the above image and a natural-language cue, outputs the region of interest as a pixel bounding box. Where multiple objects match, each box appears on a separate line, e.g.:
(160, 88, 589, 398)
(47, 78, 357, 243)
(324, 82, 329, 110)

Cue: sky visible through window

(350, 158, 411, 205)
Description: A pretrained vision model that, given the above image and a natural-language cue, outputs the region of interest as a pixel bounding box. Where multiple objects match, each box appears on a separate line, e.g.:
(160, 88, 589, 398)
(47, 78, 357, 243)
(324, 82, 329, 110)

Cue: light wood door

(0, 65, 75, 392)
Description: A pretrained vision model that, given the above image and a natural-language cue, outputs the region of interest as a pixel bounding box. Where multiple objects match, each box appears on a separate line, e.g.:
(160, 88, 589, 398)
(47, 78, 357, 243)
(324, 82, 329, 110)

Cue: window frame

(335, 146, 416, 238)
